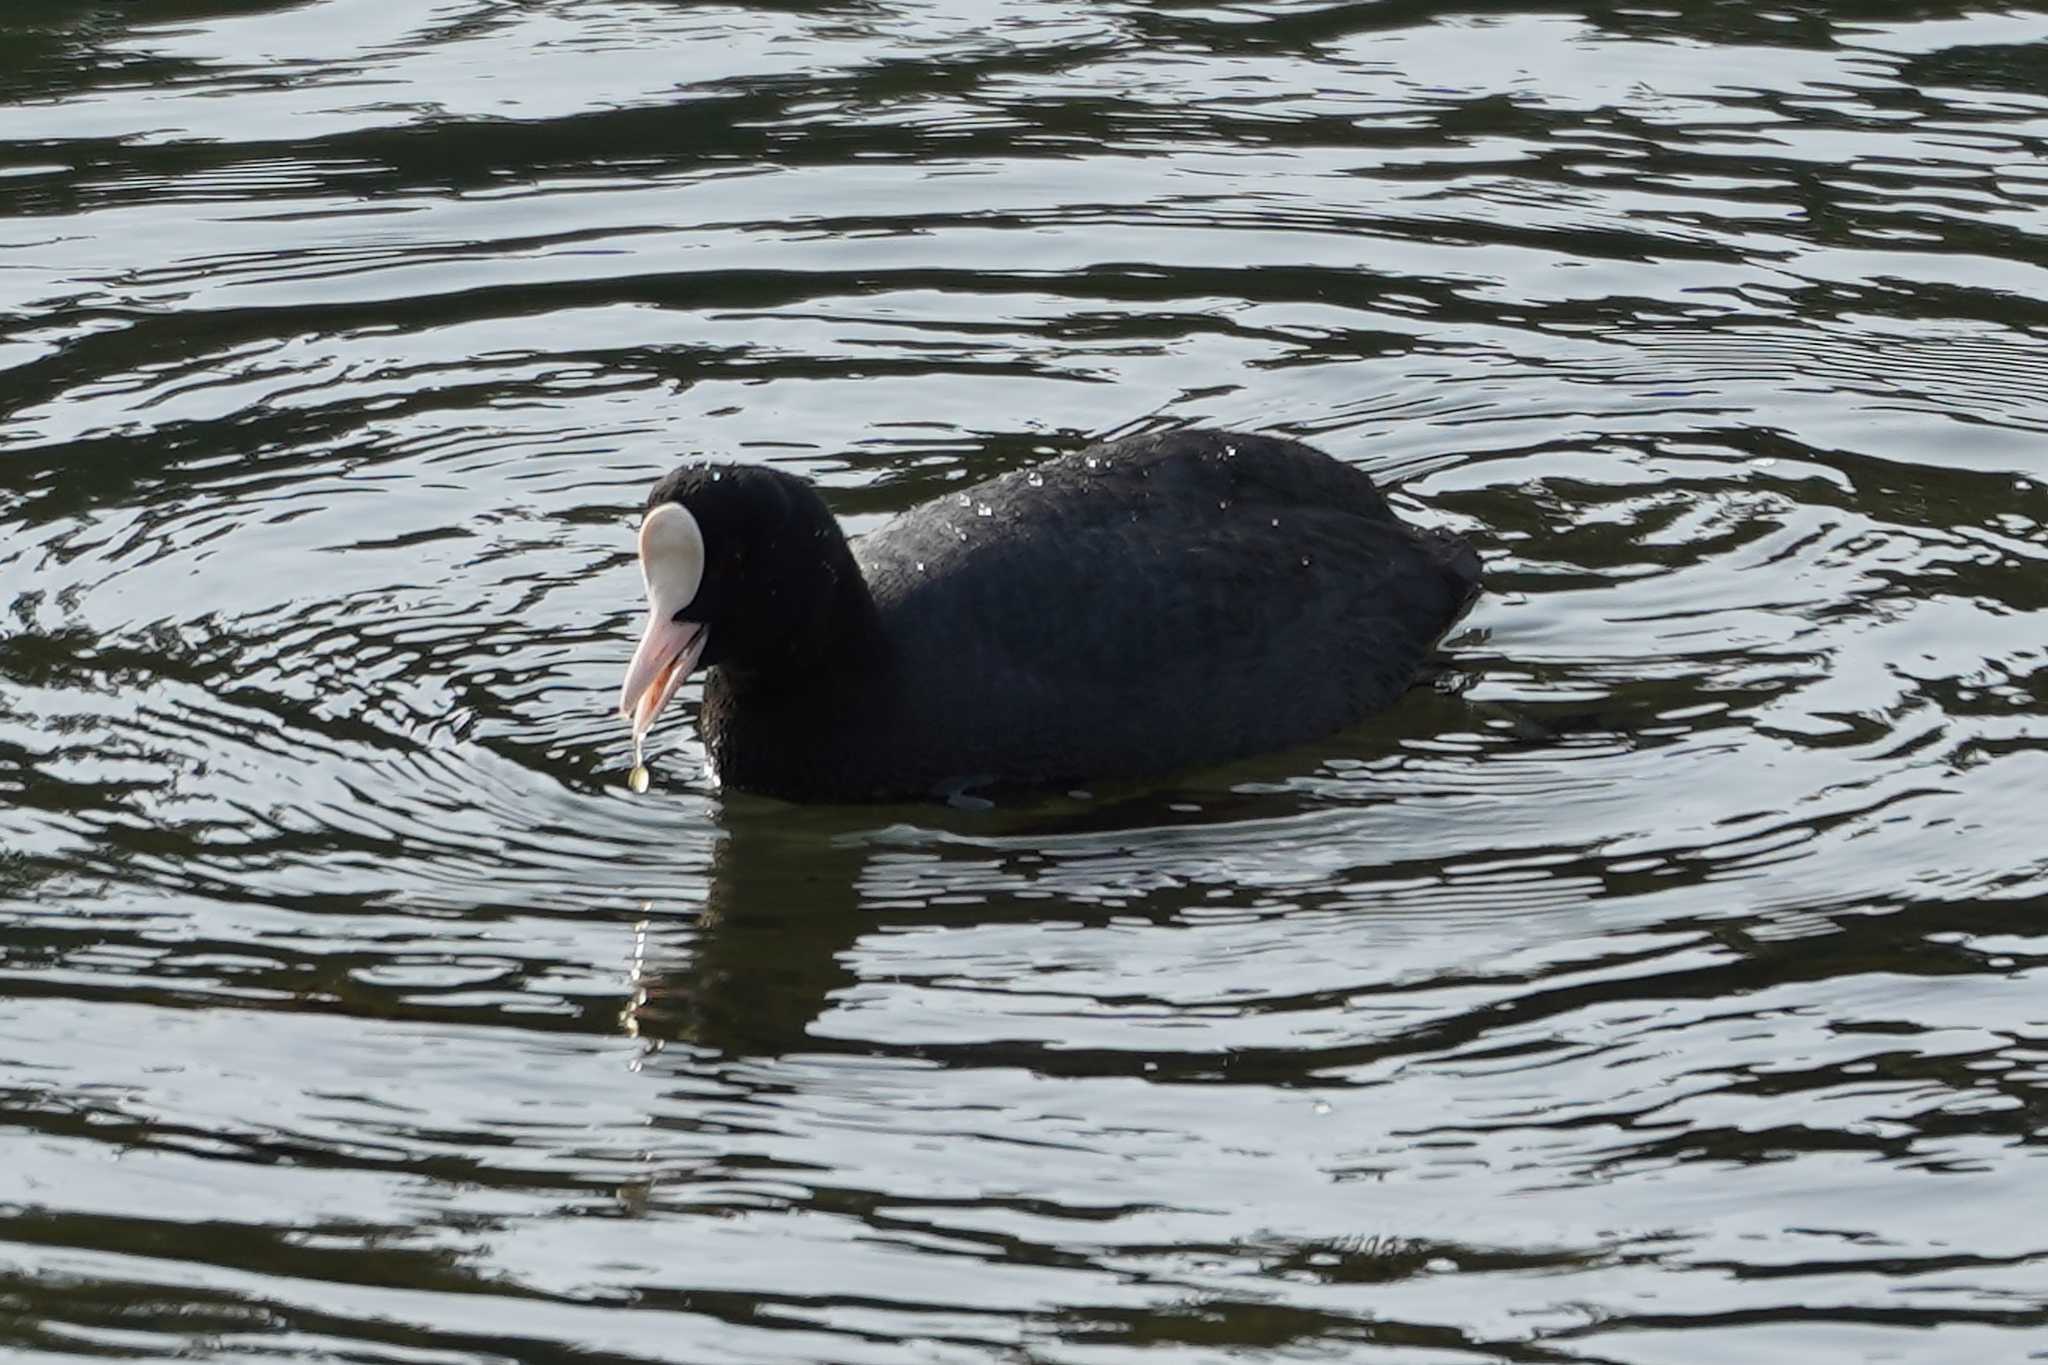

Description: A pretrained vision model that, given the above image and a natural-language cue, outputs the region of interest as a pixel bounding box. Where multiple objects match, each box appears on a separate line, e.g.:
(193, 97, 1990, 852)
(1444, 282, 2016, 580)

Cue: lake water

(3, 3, 2047, 1361)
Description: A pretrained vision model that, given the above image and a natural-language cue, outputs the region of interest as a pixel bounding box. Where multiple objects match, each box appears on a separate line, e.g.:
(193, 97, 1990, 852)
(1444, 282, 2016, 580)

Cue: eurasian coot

(620, 429, 1480, 801)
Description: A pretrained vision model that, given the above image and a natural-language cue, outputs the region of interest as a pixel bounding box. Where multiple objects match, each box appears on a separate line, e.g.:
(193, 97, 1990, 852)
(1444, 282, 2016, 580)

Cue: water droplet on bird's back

(975, 502, 992, 517)
(1027, 471, 1044, 487)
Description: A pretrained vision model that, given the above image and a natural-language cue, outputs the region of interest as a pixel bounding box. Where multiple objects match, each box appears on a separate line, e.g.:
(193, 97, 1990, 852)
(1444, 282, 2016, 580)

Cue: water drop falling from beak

(628, 734, 651, 793)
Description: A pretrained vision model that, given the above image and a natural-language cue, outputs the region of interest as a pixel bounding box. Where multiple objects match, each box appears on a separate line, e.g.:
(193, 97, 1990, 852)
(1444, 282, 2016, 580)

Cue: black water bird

(619, 430, 1481, 801)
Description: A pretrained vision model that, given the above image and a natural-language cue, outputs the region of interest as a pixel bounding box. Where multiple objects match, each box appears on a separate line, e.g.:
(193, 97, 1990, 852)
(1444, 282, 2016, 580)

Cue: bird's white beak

(619, 503, 709, 741)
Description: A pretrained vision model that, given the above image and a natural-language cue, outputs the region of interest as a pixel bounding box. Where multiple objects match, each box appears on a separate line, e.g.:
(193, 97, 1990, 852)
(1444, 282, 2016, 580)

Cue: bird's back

(791, 430, 1481, 796)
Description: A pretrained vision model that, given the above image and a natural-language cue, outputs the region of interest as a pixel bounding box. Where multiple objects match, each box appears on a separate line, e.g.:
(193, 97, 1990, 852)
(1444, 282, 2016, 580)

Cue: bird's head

(619, 463, 863, 741)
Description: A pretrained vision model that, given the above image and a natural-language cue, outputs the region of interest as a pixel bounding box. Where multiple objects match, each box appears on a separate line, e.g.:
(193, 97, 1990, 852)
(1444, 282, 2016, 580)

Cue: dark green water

(4, 3, 2047, 1361)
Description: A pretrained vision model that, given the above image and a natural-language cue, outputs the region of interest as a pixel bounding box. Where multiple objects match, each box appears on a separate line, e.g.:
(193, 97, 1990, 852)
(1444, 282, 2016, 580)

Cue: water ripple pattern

(3, 2, 2046, 1362)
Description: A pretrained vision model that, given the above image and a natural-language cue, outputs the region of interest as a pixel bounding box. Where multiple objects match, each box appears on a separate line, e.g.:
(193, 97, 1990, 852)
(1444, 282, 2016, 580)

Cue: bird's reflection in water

(612, 761, 1371, 1060)
(621, 796, 875, 1058)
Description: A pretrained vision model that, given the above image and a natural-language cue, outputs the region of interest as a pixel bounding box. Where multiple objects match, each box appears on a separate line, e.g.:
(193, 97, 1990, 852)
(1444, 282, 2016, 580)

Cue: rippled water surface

(5, 2, 2048, 1360)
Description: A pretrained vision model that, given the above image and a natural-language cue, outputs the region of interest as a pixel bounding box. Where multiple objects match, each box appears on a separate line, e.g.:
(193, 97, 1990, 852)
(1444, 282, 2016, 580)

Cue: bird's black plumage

(639, 430, 1480, 801)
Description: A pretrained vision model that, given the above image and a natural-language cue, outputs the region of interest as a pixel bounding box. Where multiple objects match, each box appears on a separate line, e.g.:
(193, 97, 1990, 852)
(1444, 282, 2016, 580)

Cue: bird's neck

(718, 529, 887, 699)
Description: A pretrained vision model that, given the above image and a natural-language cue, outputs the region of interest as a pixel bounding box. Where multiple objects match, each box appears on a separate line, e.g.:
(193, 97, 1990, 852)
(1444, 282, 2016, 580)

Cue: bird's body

(624, 430, 1481, 802)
